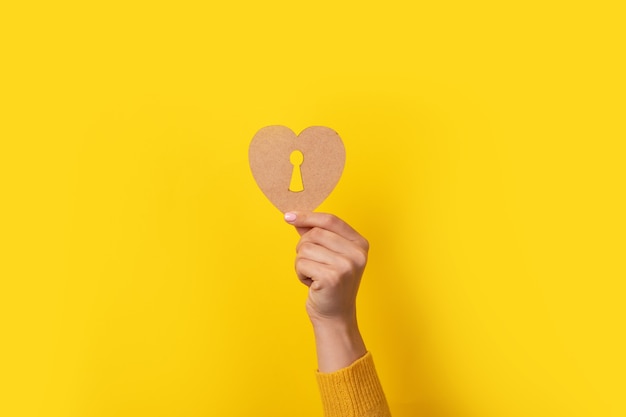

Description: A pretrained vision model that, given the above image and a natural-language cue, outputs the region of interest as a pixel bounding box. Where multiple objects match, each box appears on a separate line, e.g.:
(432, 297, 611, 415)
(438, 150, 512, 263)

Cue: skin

(284, 211, 369, 373)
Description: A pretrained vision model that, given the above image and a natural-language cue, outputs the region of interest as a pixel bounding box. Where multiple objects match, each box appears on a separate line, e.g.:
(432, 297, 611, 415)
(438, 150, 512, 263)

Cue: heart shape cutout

(249, 126, 345, 213)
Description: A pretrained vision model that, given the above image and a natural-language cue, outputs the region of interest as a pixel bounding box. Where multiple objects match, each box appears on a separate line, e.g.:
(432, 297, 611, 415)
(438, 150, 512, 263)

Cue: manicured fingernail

(284, 212, 296, 222)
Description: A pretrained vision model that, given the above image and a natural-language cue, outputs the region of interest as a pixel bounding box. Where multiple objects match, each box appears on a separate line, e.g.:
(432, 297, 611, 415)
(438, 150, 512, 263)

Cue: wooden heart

(249, 126, 346, 213)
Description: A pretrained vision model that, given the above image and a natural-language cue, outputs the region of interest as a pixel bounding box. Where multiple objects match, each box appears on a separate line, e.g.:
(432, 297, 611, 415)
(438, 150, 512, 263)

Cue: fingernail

(284, 212, 297, 222)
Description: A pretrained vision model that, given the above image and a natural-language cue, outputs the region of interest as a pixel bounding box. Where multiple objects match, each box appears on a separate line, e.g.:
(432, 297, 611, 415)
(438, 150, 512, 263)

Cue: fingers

(297, 228, 368, 266)
(295, 236, 367, 289)
(295, 257, 327, 288)
(284, 211, 369, 251)
(288, 212, 369, 303)
(297, 240, 342, 265)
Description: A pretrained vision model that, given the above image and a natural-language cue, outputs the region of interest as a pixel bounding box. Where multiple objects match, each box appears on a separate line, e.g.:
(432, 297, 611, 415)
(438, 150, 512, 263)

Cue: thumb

(284, 211, 361, 242)
(284, 211, 313, 236)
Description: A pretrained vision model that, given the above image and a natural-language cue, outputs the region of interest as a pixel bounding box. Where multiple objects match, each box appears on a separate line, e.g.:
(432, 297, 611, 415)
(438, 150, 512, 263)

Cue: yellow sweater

(316, 352, 392, 417)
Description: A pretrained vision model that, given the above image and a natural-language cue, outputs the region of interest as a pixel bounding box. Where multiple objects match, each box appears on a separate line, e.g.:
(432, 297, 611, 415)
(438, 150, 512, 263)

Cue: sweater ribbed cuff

(316, 352, 391, 417)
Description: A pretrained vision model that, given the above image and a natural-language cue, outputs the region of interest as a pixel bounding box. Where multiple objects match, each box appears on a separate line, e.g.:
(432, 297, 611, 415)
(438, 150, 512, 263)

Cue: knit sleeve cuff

(316, 352, 391, 417)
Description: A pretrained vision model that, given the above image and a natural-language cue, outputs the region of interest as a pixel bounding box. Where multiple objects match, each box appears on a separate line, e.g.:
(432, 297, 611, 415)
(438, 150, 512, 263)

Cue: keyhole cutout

(289, 150, 304, 192)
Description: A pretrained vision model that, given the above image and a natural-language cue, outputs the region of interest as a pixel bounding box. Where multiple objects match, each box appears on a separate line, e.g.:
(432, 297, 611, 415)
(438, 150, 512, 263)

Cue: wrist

(310, 313, 358, 334)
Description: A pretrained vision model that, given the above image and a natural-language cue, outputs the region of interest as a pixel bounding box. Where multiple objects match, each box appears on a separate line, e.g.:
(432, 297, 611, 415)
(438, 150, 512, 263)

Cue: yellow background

(1, 1, 625, 416)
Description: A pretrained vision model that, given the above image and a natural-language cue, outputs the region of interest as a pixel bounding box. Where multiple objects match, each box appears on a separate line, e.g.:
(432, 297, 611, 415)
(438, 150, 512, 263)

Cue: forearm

(311, 316, 367, 373)
(316, 352, 391, 417)
(286, 212, 390, 415)
(313, 322, 391, 417)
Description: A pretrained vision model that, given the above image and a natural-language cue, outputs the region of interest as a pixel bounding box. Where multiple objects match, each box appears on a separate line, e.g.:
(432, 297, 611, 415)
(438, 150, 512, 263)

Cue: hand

(285, 211, 369, 324)
(285, 211, 369, 372)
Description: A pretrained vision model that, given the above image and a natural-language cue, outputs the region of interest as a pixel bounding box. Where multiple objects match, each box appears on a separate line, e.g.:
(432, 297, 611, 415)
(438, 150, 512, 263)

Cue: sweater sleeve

(316, 352, 391, 417)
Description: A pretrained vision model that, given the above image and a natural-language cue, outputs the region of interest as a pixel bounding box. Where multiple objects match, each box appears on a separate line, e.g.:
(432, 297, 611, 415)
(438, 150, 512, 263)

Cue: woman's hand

(285, 211, 369, 372)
